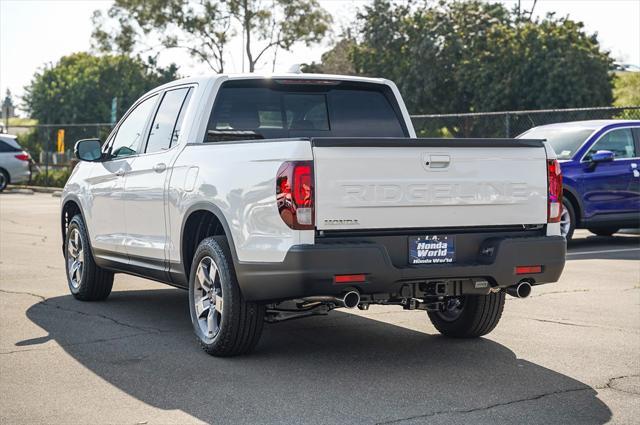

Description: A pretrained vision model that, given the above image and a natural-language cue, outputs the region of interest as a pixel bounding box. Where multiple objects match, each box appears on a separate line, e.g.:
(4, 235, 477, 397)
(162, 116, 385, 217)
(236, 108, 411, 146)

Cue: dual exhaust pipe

(302, 290, 361, 309)
(302, 282, 530, 308)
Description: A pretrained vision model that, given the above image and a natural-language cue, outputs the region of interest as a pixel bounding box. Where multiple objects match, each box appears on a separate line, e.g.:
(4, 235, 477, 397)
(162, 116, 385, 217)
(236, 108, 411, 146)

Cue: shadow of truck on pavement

(22, 289, 611, 424)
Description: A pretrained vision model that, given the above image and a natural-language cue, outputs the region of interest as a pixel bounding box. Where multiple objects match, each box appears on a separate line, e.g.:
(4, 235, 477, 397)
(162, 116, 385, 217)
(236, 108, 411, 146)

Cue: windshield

(206, 80, 407, 142)
(520, 127, 595, 159)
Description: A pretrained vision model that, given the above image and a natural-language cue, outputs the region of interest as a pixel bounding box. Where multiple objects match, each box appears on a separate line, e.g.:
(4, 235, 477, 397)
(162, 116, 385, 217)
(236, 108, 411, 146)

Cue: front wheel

(560, 198, 575, 241)
(65, 215, 113, 301)
(427, 292, 505, 338)
(188, 236, 265, 357)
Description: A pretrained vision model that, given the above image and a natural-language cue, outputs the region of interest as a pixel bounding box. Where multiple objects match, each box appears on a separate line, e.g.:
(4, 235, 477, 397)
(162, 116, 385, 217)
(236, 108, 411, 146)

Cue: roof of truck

(149, 73, 390, 94)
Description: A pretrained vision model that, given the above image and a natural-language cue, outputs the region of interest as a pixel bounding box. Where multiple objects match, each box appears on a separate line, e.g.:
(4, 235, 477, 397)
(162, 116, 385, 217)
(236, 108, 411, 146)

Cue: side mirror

(590, 150, 615, 163)
(74, 139, 103, 162)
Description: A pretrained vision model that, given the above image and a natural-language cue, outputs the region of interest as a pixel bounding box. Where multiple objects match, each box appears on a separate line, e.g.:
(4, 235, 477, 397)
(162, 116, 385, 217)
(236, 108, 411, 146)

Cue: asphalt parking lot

(1, 192, 638, 425)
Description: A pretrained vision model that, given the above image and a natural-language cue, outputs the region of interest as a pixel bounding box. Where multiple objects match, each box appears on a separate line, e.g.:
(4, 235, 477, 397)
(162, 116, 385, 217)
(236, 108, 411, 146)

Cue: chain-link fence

(6, 123, 113, 187)
(4, 105, 640, 187)
(411, 106, 640, 138)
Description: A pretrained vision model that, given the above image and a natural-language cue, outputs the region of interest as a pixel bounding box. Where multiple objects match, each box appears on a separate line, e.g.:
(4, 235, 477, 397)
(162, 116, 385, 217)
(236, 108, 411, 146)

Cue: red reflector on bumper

(334, 274, 366, 284)
(515, 265, 542, 275)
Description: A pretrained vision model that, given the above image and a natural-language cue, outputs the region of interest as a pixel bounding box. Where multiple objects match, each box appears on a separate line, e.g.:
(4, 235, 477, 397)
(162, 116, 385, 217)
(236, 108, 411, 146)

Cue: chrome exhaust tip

(506, 281, 532, 298)
(301, 290, 361, 309)
(342, 291, 360, 309)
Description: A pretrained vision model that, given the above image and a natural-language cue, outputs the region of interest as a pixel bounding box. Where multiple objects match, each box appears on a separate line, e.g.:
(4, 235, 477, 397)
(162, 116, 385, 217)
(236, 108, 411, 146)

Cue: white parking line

(567, 247, 640, 256)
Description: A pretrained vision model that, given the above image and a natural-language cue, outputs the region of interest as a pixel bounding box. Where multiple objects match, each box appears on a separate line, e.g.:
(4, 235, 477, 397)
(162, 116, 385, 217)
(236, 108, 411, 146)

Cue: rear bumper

(235, 234, 566, 302)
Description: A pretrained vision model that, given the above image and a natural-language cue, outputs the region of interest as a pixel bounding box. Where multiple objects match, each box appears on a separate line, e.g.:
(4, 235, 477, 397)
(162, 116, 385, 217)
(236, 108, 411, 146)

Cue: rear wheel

(65, 215, 113, 301)
(588, 227, 619, 237)
(188, 236, 265, 356)
(0, 169, 8, 192)
(427, 292, 505, 338)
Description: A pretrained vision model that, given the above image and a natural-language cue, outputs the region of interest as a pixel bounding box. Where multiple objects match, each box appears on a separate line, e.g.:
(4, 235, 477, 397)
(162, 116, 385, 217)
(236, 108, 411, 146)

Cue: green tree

(349, 0, 614, 136)
(93, 0, 332, 73)
(23, 52, 177, 124)
(302, 38, 357, 75)
(614, 72, 640, 107)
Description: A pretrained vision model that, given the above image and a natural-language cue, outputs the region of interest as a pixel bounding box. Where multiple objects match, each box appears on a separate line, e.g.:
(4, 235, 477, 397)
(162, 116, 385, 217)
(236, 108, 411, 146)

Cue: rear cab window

(205, 79, 408, 142)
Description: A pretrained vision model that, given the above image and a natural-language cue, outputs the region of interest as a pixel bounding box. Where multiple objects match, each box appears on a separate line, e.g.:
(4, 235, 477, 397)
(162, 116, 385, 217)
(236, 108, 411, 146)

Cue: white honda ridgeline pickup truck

(62, 73, 566, 356)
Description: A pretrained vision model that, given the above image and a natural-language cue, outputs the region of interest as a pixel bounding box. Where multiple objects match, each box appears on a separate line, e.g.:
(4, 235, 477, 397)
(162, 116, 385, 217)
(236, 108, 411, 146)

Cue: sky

(1, 0, 639, 115)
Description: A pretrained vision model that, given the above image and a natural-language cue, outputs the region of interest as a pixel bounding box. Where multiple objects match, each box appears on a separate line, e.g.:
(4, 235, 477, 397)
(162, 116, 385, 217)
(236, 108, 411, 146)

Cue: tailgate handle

(428, 155, 451, 168)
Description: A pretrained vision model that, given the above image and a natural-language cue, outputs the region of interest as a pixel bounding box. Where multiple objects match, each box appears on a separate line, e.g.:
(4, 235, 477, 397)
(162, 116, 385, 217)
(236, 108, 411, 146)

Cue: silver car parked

(0, 135, 31, 191)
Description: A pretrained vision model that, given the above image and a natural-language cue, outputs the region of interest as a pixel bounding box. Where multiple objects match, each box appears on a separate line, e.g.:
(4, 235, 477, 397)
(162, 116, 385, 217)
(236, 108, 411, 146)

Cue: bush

(30, 168, 72, 188)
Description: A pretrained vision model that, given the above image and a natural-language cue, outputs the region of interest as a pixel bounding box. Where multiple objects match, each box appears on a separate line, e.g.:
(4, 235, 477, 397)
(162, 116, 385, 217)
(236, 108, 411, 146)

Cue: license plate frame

(408, 235, 456, 265)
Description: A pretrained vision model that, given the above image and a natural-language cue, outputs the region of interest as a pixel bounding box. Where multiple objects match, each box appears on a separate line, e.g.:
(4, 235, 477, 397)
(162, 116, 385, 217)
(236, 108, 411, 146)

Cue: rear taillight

(276, 161, 314, 230)
(14, 153, 30, 161)
(547, 159, 563, 223)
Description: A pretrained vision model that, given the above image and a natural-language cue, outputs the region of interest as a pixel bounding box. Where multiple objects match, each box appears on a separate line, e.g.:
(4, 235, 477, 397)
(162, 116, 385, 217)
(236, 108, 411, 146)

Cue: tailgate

(313, 138, 548, 230)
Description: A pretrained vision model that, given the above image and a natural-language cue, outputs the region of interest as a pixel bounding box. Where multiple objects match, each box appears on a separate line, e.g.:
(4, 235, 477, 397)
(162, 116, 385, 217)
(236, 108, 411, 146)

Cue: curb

(6, 184, 62, 194)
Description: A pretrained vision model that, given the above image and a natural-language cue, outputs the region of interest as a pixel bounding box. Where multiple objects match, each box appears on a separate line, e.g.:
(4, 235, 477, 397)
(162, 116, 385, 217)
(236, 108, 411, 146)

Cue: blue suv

(520, 120, 640, 240)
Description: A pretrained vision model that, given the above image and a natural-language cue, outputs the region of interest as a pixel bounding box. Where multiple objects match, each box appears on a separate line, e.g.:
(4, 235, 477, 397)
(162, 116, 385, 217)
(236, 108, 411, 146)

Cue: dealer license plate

(408, 235, 456, 265)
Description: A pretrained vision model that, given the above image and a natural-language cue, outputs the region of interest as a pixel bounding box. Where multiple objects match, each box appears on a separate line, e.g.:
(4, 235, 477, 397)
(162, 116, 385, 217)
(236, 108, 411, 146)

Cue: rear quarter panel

(167, 140, 314, 263)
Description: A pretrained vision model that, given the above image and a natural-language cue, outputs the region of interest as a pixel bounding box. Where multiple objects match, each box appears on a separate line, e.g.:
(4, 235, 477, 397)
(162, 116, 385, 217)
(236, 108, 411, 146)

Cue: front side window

(586, 128, 636, 160)
(145, 87, 192, 153)
(110, 95, 157, 158)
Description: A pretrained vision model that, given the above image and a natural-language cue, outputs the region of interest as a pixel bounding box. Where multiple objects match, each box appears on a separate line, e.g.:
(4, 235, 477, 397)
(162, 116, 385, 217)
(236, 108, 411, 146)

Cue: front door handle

(115, 168, 125, 177)
(631, 163, 639, 178)
(153, 163, 167, 173)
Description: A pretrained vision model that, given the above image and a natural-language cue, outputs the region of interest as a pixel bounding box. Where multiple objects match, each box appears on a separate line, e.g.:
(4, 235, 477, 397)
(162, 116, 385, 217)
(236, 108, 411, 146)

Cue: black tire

(188, 236, 265, 357)
(65, 215, 114, 301)
(0, 169, 9, 192)
(588, 227, 619, 237)
(562, 198, 576, 242)
(427, 292, 506, 338)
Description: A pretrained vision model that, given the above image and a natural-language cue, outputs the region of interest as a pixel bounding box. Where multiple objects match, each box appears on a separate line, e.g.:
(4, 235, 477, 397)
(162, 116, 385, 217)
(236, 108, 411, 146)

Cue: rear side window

(0, 140, 20, 152)
(145, 87, 192, 153)
(206, 80, 407, 142)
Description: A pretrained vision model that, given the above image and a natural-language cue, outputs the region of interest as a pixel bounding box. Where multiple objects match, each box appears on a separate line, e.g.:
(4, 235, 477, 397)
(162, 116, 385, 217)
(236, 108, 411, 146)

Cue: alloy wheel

(560, 206, 571, 237)
(193, 256, 224, 338)
(66, 228, 84, 288)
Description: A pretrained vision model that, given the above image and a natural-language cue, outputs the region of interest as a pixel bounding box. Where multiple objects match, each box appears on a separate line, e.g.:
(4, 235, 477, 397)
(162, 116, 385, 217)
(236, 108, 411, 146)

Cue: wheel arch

(563, 185, 582, 226)
(180, 202, 238, 282)
(61, 195, 84, 254)
(0, 167, 9, 186)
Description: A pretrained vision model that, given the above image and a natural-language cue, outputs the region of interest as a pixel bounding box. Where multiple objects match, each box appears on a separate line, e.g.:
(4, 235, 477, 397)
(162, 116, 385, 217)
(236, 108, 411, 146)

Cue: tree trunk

(243, 0, 254, 72)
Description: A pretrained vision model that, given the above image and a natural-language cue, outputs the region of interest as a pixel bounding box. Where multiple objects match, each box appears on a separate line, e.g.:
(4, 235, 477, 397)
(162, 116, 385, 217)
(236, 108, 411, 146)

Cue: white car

(0, 134, 31, 191)
(61, 74, 566, 356)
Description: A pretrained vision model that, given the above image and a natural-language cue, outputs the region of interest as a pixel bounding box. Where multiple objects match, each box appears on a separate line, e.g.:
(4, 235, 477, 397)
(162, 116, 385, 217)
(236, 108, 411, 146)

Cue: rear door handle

(153, 163, 167, 173)
(631, 163, 639, 178)
(115, 168, 125, 177)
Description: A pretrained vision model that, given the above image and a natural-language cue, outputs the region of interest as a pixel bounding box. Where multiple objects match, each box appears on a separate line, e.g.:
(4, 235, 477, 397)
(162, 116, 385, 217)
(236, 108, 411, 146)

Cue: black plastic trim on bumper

(235, 235, 566, 302)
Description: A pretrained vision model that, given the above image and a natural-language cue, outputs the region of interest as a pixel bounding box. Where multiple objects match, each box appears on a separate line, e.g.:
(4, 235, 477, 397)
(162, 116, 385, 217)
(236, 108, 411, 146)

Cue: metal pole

(505, 113, 511, 138)
(45, 129, 50, 186)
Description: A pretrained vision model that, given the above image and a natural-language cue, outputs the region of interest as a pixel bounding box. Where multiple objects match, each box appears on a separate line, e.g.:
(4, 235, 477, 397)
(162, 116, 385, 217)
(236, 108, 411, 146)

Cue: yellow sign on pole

(57, 129, 65, 153)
